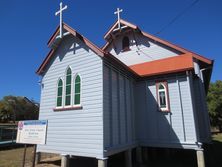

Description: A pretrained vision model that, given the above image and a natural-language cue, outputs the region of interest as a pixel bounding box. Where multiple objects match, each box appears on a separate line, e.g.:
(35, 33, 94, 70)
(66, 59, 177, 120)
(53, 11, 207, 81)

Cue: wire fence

(0, 124, 17, 146)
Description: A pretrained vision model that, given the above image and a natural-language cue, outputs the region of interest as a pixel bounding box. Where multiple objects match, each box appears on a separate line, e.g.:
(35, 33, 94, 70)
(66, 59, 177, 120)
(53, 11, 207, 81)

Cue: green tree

(0, 100, 12, 122)
(0, 96, 39, 123)
(207, 80, 222, 132)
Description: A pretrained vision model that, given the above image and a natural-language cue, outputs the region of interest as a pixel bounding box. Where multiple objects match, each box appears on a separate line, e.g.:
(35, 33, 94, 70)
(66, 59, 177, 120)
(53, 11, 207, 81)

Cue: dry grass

(0, 146, 60, 167)
(212, 133, 222, 142)
(0, 146, 34, 167)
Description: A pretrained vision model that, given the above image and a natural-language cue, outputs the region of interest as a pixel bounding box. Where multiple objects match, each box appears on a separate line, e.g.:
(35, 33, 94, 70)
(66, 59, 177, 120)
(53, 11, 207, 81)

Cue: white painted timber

(103, 63, 136, 155)
(37, 35, 104, 158)
(105, 32, 181, 66)
(135, 74, 198, 149)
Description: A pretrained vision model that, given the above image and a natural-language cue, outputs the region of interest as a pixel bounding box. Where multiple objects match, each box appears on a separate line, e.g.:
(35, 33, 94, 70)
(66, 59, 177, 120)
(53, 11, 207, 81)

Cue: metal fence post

(0, 127, 2, 141)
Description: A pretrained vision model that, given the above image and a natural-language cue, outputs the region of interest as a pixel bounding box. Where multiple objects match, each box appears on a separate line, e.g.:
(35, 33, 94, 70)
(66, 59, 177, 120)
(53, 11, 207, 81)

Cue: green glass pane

(65, 95, 71, 105)
(67, 68, 71, 75)
(75, 83, 80, 93)
(159, 84, 165, 90)
(75, 75, 81, 83)
(58, 79, 63, 86)
(74, 94, 80, 105)
(66, 75, 71, 84)
(58, 87, 63, 96)
(66, 85, 71, 95)
(57, 97, 62, 106)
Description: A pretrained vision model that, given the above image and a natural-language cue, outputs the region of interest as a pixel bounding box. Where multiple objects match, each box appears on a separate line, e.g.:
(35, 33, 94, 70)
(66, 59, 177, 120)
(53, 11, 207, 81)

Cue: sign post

(16, 120, 47, 167)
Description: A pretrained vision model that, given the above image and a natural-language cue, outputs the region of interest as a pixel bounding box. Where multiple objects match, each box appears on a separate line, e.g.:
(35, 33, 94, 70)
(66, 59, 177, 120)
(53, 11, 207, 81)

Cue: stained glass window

(74, 75, 81, 105)
(65, 67, 72, 106)
(57, 79, 63, 107)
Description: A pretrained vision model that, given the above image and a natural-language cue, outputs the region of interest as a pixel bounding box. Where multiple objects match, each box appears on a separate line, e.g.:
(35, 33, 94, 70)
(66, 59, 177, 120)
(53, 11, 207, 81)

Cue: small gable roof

(104, 19, 139, 40)
(36, 23, 106, 75)
(102, 19, 213, 65)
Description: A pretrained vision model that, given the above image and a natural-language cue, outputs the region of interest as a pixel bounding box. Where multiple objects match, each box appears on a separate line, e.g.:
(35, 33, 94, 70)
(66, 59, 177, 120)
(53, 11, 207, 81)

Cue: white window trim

(73, 73, 82, 107)
(64, 66, 73, 108)
(54, 67, 83, 110)
(157, 83, 169, 112)
(55, 77, 64, 109)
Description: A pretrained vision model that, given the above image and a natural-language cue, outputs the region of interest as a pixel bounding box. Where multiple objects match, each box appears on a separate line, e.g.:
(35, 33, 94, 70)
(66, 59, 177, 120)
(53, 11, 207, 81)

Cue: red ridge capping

(36, 49, 55, 75)
(104, 19, 139, 40)
(47, 25, 60, 47)
(63, 23, 105, 57)
(129, 53, 194, 77)
(141, 31, 213, 65)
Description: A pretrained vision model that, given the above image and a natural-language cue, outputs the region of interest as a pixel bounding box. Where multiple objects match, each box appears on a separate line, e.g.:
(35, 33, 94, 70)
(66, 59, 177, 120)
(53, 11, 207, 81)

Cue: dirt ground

(0, 146, 60, 167)
(0, 146, 34, 167)
(1, 133, 222, 167)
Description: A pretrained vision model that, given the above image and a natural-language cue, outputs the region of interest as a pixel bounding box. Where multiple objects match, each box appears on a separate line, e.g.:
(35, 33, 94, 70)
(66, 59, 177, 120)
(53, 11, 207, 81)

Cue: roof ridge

(102, 19, 212, 65)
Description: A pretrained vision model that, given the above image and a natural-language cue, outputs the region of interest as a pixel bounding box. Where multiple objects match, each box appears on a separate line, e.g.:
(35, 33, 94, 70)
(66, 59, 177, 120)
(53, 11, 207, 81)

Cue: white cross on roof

(55, 2, 68, 38)
(114, 8, 123, 30)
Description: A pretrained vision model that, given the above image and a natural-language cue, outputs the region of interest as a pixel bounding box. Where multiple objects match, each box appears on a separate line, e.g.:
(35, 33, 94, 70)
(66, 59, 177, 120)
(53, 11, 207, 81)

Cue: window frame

(53, 67, 83, 112)
(73, 74, 82, 106)
(64, 66, 73, 108)
(122, 36, 131, 52)
(156, 81, 170, 112)
(55, 78, 64, 108)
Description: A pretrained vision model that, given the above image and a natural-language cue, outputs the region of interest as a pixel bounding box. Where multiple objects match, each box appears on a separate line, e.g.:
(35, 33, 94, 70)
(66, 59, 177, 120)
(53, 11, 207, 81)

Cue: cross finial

(114, 8, 123, 30)
(55, 2, 68, 38)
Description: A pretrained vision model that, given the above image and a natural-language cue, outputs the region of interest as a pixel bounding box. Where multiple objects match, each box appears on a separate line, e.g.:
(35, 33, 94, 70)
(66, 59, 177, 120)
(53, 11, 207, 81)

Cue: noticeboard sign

(16, 120, 47, 145)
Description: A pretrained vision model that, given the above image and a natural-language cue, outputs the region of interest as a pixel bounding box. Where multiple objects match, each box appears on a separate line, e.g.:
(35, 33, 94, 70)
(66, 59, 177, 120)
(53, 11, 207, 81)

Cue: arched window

(122, 36, 130, 51)
(56, 79, 63, 107)
(157, 82, 169, 111)
(74, 75, 81, 105)
(65, 67, 72, 106)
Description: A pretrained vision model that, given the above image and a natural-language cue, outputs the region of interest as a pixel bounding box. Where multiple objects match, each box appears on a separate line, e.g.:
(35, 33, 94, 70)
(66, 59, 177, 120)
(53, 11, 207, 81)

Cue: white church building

(36, 4, 213, 167)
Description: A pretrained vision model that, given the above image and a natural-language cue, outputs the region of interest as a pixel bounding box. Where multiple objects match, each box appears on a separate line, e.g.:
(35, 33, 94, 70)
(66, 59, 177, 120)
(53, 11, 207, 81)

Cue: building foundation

(125, 149, 132, 167)
(196, 149, 205, 167)
(98, 158, 108, 167)
(35, 152, 41, 165)
(136, 147, 143, 164)
(61, 154, 69, 167)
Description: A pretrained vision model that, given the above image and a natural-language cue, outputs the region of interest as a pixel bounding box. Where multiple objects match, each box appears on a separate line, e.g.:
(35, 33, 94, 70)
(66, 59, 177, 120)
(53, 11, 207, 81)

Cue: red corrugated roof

(129, 53, 194, 77)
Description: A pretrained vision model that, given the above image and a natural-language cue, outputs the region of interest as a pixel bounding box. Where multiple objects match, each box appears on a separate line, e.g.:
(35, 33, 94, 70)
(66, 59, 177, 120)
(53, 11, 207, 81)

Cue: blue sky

(0, 0, 221, 102)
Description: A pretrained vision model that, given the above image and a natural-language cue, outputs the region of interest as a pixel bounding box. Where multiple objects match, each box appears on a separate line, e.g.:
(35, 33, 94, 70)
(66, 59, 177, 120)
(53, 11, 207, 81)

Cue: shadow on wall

(136, 77, 191, 149)
(58, 36, 90, 61)
(113, 33, 151, 55)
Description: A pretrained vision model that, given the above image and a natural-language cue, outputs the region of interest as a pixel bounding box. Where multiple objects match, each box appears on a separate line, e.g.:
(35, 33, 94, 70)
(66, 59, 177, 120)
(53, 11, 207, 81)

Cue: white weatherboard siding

(37, 35, 104, 158)
(103, 64, 136, 156)
(135, 74, 198, 149)
(106, 32, 181, 66)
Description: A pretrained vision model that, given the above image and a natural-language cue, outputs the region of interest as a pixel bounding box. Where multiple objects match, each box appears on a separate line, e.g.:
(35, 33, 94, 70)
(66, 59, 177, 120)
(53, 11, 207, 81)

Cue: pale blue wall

(103, 62, 137, 156)
(106, 32, 181, 66)
(37, 35, 104, 158)
(135, 73, 200, 149)
(193, 76, 211, 142)
(192, 60, 211, 142)
(37, 33, 211, 159)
